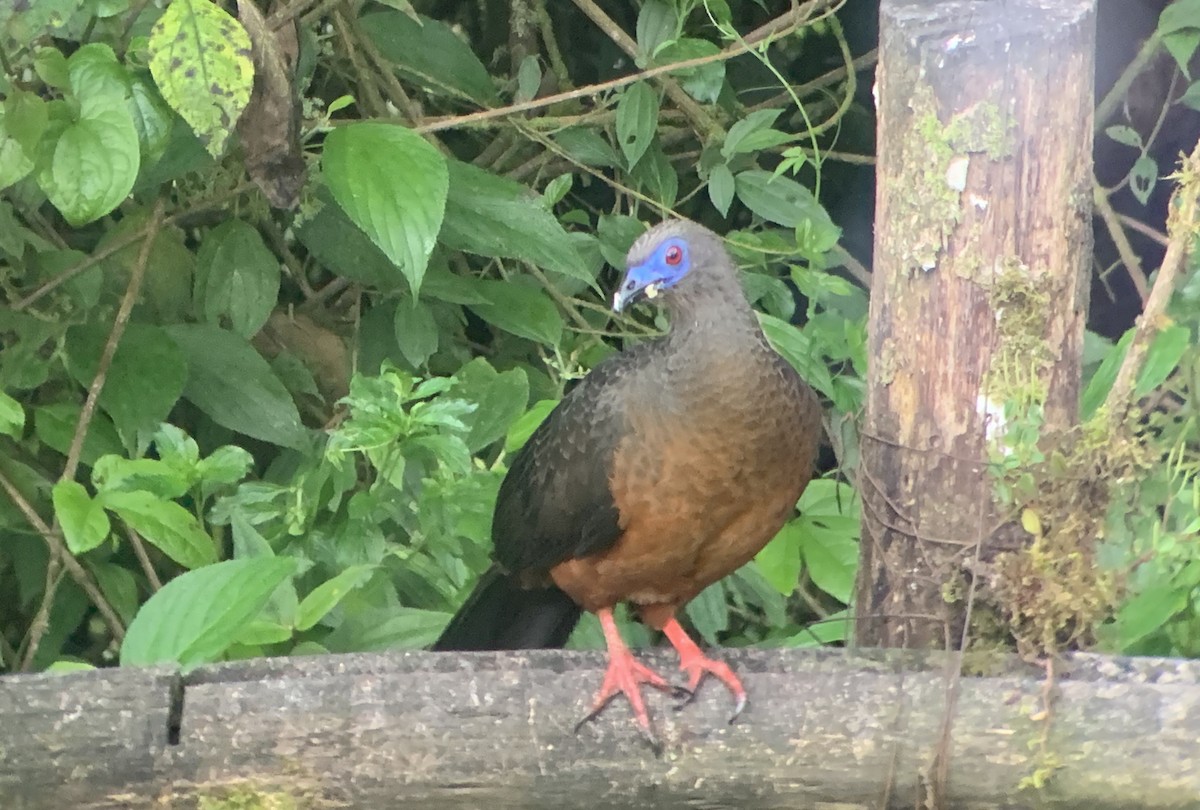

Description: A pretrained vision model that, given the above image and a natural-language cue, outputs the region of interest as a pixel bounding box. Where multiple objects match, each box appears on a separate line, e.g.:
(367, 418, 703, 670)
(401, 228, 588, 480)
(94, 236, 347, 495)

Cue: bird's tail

(433, 566, 582, 650)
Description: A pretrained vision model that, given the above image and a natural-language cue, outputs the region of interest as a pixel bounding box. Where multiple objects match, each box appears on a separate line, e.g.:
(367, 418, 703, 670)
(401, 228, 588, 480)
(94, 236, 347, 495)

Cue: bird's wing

(491, 346, 656, 577)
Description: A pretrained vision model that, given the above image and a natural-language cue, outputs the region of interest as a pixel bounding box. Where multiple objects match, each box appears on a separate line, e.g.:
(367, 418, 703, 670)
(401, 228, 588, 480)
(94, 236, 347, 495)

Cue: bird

(434, 219, 823, 746)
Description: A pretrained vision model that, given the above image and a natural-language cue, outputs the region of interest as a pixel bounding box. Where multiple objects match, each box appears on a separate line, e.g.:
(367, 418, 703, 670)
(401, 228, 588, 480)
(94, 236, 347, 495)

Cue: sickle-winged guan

(434, 219, 822, 743)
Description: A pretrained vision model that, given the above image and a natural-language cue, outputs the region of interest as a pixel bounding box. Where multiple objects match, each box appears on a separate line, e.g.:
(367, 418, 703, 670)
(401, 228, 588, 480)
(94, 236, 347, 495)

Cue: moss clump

(197, 788, 299, 810)
(888, 84, 1015, 275)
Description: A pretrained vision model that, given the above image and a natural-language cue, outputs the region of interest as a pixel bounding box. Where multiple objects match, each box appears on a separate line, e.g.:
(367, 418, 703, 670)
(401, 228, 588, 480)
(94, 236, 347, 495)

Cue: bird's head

(612, 220, 734, 314)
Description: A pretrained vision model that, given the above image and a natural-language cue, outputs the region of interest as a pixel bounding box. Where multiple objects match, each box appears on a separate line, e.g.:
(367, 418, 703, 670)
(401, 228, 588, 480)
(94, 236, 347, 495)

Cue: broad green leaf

(128, 74, 174, 162)
(164, 324, 308, 449)
(65, 323, 187, 444)
(363, 11, 499, 104)
(197, 445, 254, 486)
(1135, 324, 1189, 396)
(0, 391, 23, 438)
(0, 90, 45, 190)
(655, 38, 724, 104)
(90, 561, 139, 623)
(96, 211, 195, 321)
(1129, 155, 1157, 206)
(394, 299, 439, 368)
(616, 82, 659, 168)
(194, 220, 280, 337)
(1113, 586, 1187, 650)
(295, 564, 376, 632)
(101, 490, 216, 570)
(326, 607, 453, 651)
(632, 143, 678, 208)
(232, 620, 293, 646)
(505, 398, 557, 453)
(92, 455, 190, 500)
(779, 610, 852, 648)
(723, 109, 784, 158)
(800, 526, 858, 603)
(1157, 0, 1200, 73)
(153, 423, 200, 468)
(755, 521, 804, 595)
(39, 46, 139, 226)
(1081, 329, 1131, 418)
(52, 480, 111, 555)
(466, 280, 564, 345)
(684, 581, 728, 645)
(636, 0, 678, 60)
(597, 214, 648, 267)
(440, 160, 592, 285)
(1104, 125, 1142, 149)
(515, 55, 541, 103)
(452, 358, 530, 452)
(121, 557, 296, 667)
(34, 403, 124, 467)
(148, 0, 255, 156)
(323, 123, 448, 295)
(296, 204, 401, 288)
(707, 162, 735, 216)
(758, 313, 836, 400)
(553, 128, 620, 168)
(735, 170, 839, 252)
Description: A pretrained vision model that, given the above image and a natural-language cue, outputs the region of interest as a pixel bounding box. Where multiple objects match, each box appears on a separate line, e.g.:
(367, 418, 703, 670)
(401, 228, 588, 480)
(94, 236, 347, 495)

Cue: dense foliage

(0, 0, 1196, 674)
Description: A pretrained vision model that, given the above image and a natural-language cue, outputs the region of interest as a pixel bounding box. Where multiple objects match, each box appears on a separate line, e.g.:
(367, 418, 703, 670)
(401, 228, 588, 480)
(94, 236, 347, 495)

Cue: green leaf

(52, 480, 111, 555)
(755, 521, 804, 594)
(1182, 81, 1200, 112)
(0, 91, 45, 190)
(121, 557, 296, 667)
(723, 109, 784, 158)
(655, 38, 724, 104)
(684, 581, 728, 645)
(440, 160, 592, 285)
(758, 313, 836, 400)
(197, 445, 254, 486)
(295, 564, 376, 632)
(1129, 154, 1157, 206)
(90, 561, 139, 623)
(636, 0, 678, 60)
(1114, 586, 1187, 651)
(39, 46, 140, 226)
(295, 204, 400, 288)
(707, 162, 735, 216)
(163, 324, 308, 449)
(1157, 0, 1200, 73)
(515, 55, 542, 104)
(34, 403, 125, 467)
(323, 122, 448, 295)
(101, 490, 216, 570)
(0, 391, 23, 438)
(735, 170, 840, 252)
(327, 607, 452, 651)
(453, 358, 530, 452)
(553, 128, 620, 168)
(505, 398, 557, 452)
(363, 11, 499, 104)
(233, 619, 293, 646)
(1135, 324, 1189, 397)
(65, 323, 186, 444)
(1104, 125, 1142, 149)
(394, 298, 439, 367)
(466, 280, 564, 345)
(194, 220, 280, 337)
(92, 455, 191, 500)
(128, 74, 174, 162)
(616, 82, 659, 167)
(148, 0, 255, 156)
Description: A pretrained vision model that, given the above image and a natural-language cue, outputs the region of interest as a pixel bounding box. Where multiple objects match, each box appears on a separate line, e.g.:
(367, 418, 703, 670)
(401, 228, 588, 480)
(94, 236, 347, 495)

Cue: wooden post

(858, 0, 1096, 648)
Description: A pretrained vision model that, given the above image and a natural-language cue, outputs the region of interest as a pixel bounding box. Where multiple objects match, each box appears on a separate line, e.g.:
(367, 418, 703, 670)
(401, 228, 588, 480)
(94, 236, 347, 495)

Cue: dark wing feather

(492, 344, 655, 576)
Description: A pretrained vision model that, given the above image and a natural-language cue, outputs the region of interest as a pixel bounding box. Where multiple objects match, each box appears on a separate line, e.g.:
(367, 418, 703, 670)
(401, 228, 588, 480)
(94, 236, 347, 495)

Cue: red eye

(664, 245, 683, 266)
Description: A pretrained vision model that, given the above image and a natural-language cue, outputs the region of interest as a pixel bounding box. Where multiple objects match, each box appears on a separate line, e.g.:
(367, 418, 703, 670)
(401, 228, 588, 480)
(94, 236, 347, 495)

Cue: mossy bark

(858, 0, 1096, 648)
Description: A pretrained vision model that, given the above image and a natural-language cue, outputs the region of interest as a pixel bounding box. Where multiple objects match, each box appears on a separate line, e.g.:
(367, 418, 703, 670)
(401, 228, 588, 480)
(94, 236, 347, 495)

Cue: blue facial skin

(612, 238, 691, 313)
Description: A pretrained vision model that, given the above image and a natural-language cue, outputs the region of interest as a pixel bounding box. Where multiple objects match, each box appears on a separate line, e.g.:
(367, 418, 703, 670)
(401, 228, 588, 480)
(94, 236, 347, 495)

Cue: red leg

(662, 617, 747, 721)
(576, 608, 680, 747)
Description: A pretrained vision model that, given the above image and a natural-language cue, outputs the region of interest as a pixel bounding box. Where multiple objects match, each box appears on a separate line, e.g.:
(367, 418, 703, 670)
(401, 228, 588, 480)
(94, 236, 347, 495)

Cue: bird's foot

(575, 646, 688, 751)
(662, 617, 747, 722)
(674, 650, 747, 722)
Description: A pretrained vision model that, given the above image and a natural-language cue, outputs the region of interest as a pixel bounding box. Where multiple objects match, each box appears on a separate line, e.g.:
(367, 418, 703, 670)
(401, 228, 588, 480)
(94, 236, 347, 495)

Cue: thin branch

(1093, 182, 1150, 303)
(62, 200, 165, 483)
(1118, 213, 1170, 247)
(414, 0, 834, 136)
(125, 526, 163, 592)
(1104, 139, 1200, 426)
(0, 469, 126, 669)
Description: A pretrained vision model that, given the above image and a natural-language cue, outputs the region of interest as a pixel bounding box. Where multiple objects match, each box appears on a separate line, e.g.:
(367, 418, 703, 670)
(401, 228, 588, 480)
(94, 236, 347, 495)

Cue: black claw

(672, 686, 698, 711)
(728, 693, 747, 724)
